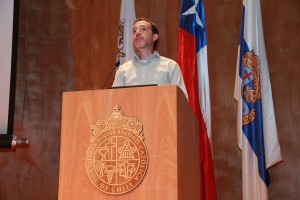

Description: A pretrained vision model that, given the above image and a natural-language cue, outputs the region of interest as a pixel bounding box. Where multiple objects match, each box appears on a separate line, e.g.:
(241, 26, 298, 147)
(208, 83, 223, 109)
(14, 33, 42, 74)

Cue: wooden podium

(58, 85, 200, 200)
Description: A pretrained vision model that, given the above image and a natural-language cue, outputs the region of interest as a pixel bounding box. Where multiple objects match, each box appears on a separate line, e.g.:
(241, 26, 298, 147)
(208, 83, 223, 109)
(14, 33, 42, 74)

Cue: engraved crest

(86, 105, 148, 195)
(241, 50, 261, 125)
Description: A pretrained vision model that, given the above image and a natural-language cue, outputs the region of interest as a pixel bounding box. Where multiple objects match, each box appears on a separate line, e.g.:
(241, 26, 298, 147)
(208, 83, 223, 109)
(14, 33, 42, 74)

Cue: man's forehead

(134, 20, 151, 28)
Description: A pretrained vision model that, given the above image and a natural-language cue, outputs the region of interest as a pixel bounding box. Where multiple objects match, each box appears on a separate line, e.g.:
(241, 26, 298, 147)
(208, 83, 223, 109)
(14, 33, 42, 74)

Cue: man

(113, 18, 188, 99)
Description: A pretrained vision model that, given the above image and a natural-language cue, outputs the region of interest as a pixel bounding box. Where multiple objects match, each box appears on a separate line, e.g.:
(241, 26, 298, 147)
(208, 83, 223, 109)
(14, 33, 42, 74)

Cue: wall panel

(0, 0, 75, 199)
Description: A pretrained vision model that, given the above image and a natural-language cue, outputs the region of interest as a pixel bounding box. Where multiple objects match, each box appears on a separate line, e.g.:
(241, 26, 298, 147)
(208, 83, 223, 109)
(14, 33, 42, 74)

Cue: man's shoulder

(119, 59, 134, 69)
(157, 55, 178, 66)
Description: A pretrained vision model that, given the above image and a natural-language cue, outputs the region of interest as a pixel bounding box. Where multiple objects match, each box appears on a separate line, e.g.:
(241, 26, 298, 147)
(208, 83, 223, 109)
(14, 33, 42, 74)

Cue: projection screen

(0, 0, 15, 134)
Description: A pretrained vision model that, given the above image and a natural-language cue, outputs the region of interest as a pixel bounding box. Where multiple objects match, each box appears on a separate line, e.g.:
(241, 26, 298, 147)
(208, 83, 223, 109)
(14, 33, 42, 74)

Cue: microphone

(0, 134, 30, 149)
(102, 61, 121, 89)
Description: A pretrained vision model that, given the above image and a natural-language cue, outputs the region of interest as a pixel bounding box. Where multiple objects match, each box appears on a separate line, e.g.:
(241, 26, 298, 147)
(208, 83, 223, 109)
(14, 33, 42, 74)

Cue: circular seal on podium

(86, 105, 149, 195)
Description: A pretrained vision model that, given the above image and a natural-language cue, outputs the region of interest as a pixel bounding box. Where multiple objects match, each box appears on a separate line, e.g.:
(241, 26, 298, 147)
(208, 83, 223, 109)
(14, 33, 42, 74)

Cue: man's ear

(153, 34, 159, 42)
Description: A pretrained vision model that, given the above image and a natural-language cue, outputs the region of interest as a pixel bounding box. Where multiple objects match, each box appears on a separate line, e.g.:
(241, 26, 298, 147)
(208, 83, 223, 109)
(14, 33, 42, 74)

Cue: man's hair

(134, 17, 159, 49)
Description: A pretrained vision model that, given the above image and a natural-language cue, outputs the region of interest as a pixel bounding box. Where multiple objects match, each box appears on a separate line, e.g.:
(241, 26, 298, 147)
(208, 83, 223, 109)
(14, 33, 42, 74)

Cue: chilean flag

(178, 0, 217, 199)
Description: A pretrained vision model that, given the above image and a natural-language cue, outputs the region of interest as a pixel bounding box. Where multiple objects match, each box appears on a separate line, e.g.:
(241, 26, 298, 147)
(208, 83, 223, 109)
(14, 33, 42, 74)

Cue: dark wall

(0, 0, 299, 199)
(0, 0, 75, 199)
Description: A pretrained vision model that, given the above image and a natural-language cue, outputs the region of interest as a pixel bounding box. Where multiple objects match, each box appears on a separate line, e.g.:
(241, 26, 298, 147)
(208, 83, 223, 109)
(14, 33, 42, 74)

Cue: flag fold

(117, 0, 136, 64)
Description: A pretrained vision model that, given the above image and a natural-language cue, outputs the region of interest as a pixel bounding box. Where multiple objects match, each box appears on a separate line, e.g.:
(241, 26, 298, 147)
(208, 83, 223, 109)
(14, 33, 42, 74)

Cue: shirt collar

(134, 51, 160, 64)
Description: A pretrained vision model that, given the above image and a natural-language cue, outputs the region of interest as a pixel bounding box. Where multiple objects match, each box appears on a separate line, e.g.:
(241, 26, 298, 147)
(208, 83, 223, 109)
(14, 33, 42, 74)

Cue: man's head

(132, 18, 159, 51)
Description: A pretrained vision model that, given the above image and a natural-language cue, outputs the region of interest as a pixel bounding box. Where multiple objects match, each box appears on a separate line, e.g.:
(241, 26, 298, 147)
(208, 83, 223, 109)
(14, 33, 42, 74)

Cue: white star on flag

(182, 0, 204, 28)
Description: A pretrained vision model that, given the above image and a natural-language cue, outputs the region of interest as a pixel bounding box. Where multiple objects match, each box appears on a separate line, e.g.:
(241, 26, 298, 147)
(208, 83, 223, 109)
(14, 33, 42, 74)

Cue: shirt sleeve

(170, 62, 189, 100)
(112, 67, 124, 87)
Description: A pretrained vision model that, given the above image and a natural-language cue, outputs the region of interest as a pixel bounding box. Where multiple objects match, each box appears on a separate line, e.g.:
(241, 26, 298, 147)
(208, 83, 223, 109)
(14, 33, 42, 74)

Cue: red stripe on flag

(178, 29, 200, 114)
(178, 28, 217, 200)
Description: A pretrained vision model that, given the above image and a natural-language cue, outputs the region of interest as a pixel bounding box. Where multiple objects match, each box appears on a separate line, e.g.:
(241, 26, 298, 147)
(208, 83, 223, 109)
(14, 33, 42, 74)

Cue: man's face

(132, 20, 158, 50)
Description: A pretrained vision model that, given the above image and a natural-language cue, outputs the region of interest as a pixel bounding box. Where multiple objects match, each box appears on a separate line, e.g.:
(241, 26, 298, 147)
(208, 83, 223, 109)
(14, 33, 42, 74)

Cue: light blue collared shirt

(113, 51, 188, 99)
